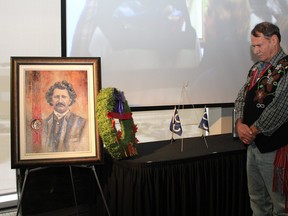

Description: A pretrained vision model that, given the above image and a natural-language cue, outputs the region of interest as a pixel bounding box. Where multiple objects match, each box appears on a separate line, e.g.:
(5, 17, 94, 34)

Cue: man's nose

(59, 97, 65, 103)
(253, 47, 259, 55)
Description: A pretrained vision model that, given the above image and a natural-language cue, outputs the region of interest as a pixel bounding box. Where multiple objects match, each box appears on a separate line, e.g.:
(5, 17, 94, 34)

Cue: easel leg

(91, 166, 111, 216)
(16, 168, 29, 216)
(69, 166, 79, 216)
(16, 166, 110, 215)
(16, 167, 49, 216)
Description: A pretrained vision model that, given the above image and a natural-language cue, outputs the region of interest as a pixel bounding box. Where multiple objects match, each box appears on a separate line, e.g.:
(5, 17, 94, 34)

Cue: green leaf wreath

(96, 87, 138, 159)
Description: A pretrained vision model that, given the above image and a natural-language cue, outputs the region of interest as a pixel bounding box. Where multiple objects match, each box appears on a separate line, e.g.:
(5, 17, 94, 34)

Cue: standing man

(235, 22, 288, 215)
(42, 80, 88, 152)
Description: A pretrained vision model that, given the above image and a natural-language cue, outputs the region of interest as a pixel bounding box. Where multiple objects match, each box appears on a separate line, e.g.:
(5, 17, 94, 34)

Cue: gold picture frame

(11, 57, 103, 168)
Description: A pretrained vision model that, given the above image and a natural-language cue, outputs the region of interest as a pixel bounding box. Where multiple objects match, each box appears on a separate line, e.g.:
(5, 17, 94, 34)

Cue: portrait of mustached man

(42, 80, 88, 152)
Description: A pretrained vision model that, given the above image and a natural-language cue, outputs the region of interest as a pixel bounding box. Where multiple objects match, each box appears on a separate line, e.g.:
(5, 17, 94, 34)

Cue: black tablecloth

(19, 134, 252, 216)
(127, 133, 245, 163)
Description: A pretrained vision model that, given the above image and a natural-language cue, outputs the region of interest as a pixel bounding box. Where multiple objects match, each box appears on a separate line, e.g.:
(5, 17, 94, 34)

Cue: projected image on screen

(65, 0, 288, 107)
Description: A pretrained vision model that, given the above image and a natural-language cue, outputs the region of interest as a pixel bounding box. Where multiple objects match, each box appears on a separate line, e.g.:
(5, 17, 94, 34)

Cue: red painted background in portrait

(25, 70, 89, 152)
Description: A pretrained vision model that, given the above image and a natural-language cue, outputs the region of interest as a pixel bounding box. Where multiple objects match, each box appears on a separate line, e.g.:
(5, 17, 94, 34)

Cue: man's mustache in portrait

(55, 102, 66, 107)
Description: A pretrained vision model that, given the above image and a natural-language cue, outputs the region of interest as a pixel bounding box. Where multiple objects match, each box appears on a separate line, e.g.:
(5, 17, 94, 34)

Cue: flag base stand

(169, 81, 209, 152)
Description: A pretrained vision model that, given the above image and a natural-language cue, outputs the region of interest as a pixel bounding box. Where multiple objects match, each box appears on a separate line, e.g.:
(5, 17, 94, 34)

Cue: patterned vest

(243, 56, 288, 153)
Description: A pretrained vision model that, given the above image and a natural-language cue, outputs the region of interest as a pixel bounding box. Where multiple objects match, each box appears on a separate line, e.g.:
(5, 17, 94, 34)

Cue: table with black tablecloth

(19, 134, 252, 216)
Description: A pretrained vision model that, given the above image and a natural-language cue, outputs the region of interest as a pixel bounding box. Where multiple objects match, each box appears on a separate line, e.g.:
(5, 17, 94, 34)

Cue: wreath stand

(16, 165, 111, 216)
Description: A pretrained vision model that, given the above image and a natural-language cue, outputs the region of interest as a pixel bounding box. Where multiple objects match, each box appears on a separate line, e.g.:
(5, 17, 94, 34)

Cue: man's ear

(271, 34, 279, 45)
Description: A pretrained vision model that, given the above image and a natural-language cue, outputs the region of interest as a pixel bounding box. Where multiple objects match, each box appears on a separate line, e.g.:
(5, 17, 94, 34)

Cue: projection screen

(63, 0, 288, 108)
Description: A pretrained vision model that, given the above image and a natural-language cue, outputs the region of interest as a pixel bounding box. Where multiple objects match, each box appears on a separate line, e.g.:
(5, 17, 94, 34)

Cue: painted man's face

(51, 88, 72, 113)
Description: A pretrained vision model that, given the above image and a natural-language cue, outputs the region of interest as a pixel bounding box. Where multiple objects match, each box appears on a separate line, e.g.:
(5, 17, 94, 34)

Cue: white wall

(0, 0, 62, 115)
(0, 0, 61, 198)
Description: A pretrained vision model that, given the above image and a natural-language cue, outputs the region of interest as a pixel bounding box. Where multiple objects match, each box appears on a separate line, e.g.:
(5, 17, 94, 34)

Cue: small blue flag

(198, 107, 209, 132)
(170, 107, 183, 136)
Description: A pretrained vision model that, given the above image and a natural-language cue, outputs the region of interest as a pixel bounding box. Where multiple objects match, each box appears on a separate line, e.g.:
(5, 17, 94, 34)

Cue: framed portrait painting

(11, 57, 103, 168)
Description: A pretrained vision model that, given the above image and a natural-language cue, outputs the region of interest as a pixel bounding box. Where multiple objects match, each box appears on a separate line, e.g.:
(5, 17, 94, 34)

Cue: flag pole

(179, 83, 186, 152)
(169, 82, 186, 149)
(202, 134, 209, 148)
(203, 106, 209, 148)
(170, 132, 175, 144)
(170, 106, 176, 143)
(198, 106, 209, 148)
(181, 83, 208, 149)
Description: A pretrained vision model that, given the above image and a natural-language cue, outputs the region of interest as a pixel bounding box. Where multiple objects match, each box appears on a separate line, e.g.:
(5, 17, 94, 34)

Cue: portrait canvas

(11, 57, 102, 168)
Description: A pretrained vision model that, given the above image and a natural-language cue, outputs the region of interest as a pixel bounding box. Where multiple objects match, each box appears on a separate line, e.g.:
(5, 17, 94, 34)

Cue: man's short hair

(45, 80, 77, 106)
(251, 22, 281, 42)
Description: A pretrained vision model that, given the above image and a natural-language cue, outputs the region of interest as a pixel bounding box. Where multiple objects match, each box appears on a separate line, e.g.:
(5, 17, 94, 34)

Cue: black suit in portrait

(42, 111, 88, 152)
